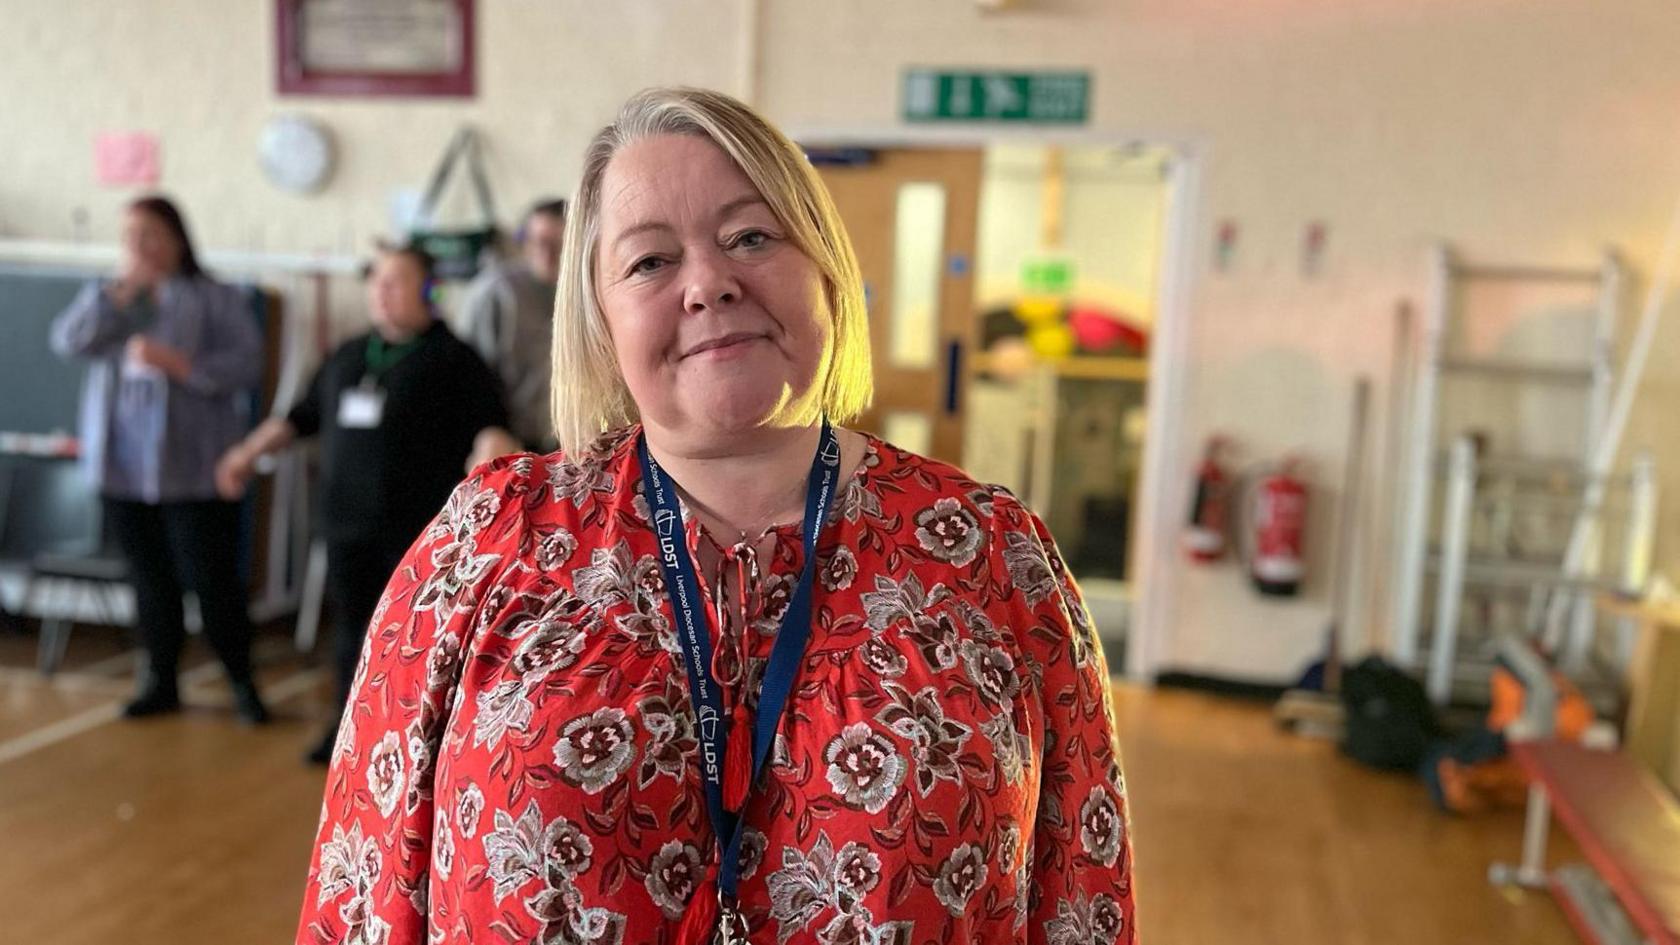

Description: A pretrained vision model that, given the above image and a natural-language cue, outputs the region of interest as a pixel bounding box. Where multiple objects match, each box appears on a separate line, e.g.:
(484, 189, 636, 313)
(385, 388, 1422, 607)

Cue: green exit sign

(903, 70, 1090, 124)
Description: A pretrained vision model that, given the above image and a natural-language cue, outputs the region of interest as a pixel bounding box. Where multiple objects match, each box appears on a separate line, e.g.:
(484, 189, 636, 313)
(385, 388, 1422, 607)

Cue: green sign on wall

(1022, 257, 1076, 296)
(903, 70, 1090, 124)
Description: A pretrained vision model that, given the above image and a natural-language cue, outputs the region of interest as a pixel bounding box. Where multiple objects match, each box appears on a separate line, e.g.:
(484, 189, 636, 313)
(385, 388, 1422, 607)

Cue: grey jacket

(51, 276, 262, 503)
(459, 260, 555, 449)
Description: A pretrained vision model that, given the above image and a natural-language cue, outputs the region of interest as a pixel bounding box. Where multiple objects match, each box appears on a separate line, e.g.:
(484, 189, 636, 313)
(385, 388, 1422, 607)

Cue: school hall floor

(0, 624, 1577, 945)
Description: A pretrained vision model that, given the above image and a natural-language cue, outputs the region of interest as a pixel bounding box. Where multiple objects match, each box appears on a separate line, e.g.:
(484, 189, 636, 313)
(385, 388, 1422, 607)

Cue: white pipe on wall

(0, 239, 360, 275)
(739, 0, 763, 107)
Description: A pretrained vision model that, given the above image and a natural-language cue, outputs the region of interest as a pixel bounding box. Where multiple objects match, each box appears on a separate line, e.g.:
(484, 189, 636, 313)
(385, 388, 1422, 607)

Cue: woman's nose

(682, 250, 742, 315)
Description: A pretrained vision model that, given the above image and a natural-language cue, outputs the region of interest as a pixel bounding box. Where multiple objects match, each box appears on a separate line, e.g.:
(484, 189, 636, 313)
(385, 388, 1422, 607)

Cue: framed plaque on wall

(276, 0, 475, 97)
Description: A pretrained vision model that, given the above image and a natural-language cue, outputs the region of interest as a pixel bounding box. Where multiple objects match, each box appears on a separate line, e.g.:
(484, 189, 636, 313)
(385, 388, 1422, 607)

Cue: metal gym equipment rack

(1389, 243, 1656, 705)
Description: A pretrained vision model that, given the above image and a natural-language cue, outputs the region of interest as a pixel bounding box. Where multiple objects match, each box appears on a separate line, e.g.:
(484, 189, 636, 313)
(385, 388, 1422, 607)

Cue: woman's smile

(681, 330, 770, 361)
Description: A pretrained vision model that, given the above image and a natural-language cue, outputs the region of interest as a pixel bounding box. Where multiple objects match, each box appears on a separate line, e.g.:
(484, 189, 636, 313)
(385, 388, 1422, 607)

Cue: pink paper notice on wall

(94, 132, 160, 186)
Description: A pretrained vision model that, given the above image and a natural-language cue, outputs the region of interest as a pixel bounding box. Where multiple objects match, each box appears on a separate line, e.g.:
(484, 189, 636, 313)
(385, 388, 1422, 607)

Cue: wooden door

(816, 148, 983, 464)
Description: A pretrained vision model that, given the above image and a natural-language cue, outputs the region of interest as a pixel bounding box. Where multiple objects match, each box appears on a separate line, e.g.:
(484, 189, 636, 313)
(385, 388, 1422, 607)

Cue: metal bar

(1562, 531, 1602, 673)
(1557, 251, 1626, 675)
(1367, 300, 1414, 655)
(1517, 785, 1552, 886)
(1325, 378, 1372, 694)
(1423, 557, 1628, 592)
(1470, 492, 1624, 514)
(1498, 635, 1558, 739)
(1449, 263, 1602, 284)
(1615, 453, 1659, 669)
(1438, 358, 1593, 385)
(1552, 864, 1646, 945)
(294, 538, 330, 654)
(1428, 436, 1477, 705)
(37, 616, 70, 677)
(1394, 244, 1451, 668)
(1586, 250, 1621, 478)
(1545, 190, 1680, 652)
(1449, 453, 1635, 484)
(1487, 639, 1559, 888)
(1621, 452, 1657, 594)
(256, 448, 299, 621)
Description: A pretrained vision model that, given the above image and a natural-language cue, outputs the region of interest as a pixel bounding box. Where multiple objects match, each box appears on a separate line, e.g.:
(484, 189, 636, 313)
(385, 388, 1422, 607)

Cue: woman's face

(366, 252, 432, 339)
(522, 211, 565, 286)
(594, 134, 832, 445)
(121, 208, 183, 276)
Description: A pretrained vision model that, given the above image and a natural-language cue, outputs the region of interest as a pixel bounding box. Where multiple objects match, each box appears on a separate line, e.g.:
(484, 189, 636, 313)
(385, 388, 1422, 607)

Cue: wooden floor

(1111, 686, 1578, 945)
(0, 626, 336, 944)
(0, 625, 1579, 945)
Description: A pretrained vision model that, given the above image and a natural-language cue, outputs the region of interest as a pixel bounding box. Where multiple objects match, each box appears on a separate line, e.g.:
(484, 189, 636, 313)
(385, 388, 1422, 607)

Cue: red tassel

(722, 704, 754, 813)
(675, 874, 719, 945)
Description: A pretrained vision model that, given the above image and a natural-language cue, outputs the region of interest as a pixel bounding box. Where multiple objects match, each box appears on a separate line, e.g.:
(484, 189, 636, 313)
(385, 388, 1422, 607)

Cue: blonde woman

(297, 88, 1136, 945)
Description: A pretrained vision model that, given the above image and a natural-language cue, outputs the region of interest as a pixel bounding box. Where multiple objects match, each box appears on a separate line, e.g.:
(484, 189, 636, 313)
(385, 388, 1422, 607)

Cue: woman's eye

(733, 230, 770, 250)
(629, 256, 666, 276)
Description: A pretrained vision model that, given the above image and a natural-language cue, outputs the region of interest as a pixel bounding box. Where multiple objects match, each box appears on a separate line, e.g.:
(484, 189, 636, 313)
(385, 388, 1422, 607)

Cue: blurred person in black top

(217, 243, 514, 763)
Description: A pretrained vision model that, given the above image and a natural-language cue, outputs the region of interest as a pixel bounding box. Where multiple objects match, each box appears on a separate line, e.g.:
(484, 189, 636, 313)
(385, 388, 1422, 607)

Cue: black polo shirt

(287, 319, 508, 543)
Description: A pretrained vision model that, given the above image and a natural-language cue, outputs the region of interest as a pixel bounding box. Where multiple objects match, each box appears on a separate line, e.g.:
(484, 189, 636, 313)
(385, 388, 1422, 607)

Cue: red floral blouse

(296, 427, 1137, 945)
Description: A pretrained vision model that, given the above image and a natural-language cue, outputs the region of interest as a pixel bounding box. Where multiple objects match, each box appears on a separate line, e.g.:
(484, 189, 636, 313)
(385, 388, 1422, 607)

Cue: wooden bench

(1496, 739, 1680, 945)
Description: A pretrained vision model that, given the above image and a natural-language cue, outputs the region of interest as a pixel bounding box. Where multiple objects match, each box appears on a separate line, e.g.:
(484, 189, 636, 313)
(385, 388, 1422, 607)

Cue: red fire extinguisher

(1184, 437, 1229, 562)
(1247, 458, 1308, 597)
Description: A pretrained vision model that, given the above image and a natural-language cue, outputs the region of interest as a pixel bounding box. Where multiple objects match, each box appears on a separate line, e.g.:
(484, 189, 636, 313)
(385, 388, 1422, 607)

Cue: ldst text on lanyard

(636, 420, 841, 944)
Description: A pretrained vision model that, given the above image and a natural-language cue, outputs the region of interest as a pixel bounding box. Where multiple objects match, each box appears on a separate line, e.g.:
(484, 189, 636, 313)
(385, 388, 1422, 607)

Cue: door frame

(792, 125, 1208, 684)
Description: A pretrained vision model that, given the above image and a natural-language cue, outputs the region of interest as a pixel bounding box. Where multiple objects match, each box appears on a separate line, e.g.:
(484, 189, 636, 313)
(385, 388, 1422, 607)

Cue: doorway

(808, 138, 1189, 677)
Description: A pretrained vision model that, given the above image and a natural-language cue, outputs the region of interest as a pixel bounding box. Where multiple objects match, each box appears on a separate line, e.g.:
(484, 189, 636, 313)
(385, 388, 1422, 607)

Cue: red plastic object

(1067, 305, 1148, 353)
(1511, 740, 1680, 945)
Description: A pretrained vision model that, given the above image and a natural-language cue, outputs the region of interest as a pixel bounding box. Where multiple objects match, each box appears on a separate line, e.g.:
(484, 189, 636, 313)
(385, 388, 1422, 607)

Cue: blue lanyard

(637, 421, 841, 909)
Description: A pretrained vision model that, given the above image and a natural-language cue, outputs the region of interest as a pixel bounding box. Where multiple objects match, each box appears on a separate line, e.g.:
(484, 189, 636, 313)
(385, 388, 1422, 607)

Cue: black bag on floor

(1339, 656, 1441, 771)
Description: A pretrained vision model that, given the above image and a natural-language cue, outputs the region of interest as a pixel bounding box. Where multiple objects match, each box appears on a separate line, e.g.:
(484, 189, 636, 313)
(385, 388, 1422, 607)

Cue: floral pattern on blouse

(297, 427, 1136, 945)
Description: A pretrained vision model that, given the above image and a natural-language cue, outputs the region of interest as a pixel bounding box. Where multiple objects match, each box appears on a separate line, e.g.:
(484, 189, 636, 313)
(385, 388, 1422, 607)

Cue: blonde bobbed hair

(549, 86, 873, 455)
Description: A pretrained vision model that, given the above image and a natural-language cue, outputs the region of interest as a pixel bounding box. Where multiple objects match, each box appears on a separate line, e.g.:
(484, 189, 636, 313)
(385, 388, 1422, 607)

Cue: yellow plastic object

(1027, 323, 1076, 358)
(1014, 296, 1064, 326)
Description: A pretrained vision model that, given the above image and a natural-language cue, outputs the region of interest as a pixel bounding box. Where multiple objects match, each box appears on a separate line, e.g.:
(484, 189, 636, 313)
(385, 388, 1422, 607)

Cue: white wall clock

(259, 115, 334, 194)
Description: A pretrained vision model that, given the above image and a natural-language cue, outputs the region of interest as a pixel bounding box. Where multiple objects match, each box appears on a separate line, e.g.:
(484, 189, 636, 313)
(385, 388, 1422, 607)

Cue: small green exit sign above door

(903, 70, 1090, 124)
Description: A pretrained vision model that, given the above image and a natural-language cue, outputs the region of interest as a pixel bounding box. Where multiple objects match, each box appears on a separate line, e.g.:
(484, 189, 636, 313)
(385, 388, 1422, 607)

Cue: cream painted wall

(7, 0, 1680, 681)
(0, 1, 744, 255)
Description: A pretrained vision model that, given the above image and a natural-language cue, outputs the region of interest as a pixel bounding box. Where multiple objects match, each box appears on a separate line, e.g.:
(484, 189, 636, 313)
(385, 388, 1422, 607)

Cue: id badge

(338, 384, 387, 429)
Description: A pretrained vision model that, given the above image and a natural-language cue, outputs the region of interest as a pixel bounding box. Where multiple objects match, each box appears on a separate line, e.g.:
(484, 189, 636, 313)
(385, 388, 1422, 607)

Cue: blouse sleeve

(990, 490, 1139, 945)
(295, 459, 527, 945)
(176, 282, 263, 397)
(49, 280, 146, 360)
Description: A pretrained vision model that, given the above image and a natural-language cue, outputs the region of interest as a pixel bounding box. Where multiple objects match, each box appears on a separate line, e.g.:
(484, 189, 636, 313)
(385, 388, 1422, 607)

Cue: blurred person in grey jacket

(459, 198, 565, 451)
(51, 195, 269, 724)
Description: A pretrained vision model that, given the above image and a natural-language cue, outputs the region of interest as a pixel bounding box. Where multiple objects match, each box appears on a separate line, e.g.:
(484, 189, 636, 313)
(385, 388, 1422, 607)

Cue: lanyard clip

(715, 888, 749, 945)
